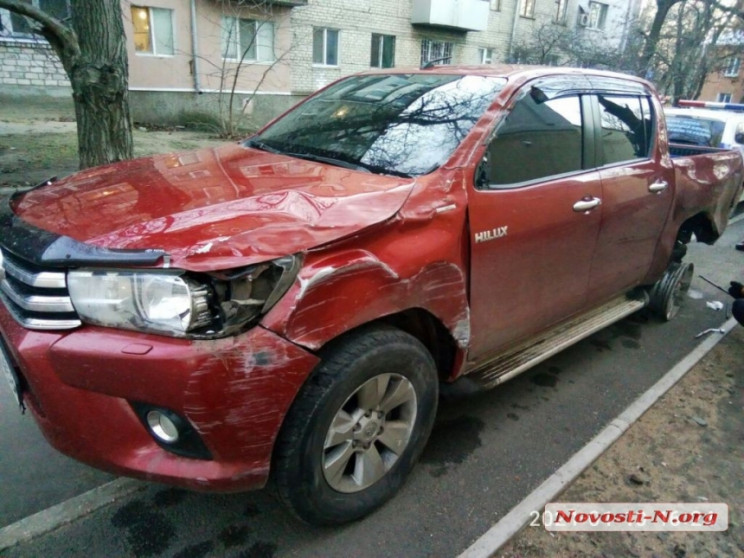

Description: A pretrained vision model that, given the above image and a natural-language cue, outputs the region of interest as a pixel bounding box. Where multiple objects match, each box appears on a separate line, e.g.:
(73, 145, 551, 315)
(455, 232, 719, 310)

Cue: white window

(313, 27, 339, 66)
(489, 0, 501, 10)
(479, 47, 493, 64)
(555, 0, 568, 24)
(588, 2, 608, 30)
(222, 17, 274, 62)
(520, 0, 535, 18)
(371, 33, 395, 68)
(0, 0, 69, 39)
(131, 6, 174, 56)
(420, 39, 453, 66)
(723, 57, 741, 78)
(717, 92, 732, 103)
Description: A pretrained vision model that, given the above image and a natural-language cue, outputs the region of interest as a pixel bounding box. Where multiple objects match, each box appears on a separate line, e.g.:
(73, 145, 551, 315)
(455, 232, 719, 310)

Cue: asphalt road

(1, 219, 742, 558)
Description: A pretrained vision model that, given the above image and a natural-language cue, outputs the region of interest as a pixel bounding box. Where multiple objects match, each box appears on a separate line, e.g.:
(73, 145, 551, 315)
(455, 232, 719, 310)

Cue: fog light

(131, 402, 213, 460)
(146, 410, 180, 443)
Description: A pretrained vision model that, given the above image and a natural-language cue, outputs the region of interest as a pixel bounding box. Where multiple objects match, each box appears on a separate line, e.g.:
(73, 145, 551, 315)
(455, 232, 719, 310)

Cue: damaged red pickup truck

(1, 67, 741, 525)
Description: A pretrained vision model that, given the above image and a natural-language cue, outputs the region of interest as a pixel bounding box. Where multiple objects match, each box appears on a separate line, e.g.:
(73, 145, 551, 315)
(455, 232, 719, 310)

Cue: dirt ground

(498, 325, 744, 558)
(0, 97, 226, 189)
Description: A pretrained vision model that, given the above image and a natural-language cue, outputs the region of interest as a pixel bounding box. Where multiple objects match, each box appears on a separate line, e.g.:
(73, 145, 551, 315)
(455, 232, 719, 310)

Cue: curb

(458, 316, 738, 558)
(0, 478, 144, 552)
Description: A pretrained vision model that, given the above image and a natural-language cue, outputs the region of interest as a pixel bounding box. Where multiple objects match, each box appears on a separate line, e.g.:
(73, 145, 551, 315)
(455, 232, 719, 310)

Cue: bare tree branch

(0, 0, 80, 66)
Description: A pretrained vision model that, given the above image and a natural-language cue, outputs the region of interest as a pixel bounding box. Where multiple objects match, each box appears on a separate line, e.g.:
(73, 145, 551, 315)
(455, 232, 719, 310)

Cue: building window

(479, 47, 493, 64)
(131, 6, 174, 55)
(370, 33, 395, 68)
(490, 0, 501, 10)
(421, 39, 453, 66)
(313, 27, 339, 66)
(222, 17, 274, 62)
(587, 2, 608, 30)
(520, 0, 535, 18)
(555, 0, 568, 24)
(717, 92, 733, 103)
(0, 0, 69, 38)
(723, 57, 740, 77)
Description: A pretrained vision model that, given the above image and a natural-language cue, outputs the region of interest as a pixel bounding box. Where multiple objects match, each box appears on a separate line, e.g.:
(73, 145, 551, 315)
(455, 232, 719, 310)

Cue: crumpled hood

(12, 143, 414, 271)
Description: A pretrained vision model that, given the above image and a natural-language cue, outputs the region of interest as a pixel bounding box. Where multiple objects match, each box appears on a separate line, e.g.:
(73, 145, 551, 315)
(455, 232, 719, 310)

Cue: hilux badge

(475, 226, 508, 243)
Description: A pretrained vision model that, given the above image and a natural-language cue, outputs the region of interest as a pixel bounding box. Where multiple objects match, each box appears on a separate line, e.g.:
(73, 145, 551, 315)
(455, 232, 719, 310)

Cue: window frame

(717, 92, 733, 103)
(131, 5, 175, 57)
(0, 0, 70, 40)
(519, 0, 535, 18)
(313, 27, 339, 67)
(478, 47, 493, 64)
(477, 87, 657, 190)
(420, 39, 453, 66)
(723, 57, 740, 78)
(370, 33, 395, 69)
(221, 16, 275, 63)
(555, 0, 568, 24)
(587, 1, 608, 30)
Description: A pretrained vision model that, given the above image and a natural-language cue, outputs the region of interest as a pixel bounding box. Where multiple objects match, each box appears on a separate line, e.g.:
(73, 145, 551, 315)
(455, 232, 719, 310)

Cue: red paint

(1, 66, 741, 493)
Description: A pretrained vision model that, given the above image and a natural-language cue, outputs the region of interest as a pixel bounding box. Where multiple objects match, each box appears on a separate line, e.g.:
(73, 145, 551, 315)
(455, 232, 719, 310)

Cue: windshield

(249, 74, 506, 176)
(665, 114, 726, 147)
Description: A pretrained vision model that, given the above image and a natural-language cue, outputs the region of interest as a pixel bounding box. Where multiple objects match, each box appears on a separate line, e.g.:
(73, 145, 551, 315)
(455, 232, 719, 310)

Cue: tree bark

(67, 0, 133, 168)
(0, 0, 132, 169)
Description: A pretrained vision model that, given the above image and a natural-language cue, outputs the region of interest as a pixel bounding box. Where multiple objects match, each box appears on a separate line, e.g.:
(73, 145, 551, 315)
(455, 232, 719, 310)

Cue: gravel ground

(498, 325, 744, 557)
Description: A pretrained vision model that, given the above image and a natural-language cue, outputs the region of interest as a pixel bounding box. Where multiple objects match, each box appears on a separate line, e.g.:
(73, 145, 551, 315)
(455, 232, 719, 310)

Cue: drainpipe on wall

(190, 0, 201, 93)
(507, 0, 519, 63)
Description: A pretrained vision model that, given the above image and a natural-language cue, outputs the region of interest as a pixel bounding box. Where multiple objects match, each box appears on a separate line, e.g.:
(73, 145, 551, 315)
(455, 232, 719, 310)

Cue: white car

(665, 101, 744, 203)
(665, 101, 744, 154)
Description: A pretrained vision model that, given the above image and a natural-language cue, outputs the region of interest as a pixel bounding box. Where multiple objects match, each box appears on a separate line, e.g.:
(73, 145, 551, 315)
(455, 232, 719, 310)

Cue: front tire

(273, 326, 438, 525)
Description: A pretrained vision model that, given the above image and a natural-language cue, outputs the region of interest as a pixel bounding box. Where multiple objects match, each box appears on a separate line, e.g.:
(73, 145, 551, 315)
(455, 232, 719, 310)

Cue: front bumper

(0, 304, 319, 492)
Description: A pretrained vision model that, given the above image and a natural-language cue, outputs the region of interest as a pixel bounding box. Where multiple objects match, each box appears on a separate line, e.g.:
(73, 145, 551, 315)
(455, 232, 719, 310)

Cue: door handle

(649, 180, 668, 193)
(573, 197, 601, 212)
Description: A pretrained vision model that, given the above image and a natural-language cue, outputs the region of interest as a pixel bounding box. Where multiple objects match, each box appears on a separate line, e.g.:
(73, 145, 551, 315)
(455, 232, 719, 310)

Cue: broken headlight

(66, 255, 301, 337)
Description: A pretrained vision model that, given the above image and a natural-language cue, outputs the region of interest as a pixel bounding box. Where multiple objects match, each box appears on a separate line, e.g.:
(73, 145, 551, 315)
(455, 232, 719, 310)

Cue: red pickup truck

(0, 67, 741, 525)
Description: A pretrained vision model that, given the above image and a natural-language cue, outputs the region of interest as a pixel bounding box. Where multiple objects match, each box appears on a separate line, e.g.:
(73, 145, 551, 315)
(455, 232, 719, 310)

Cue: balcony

(411, 0, 490, 32)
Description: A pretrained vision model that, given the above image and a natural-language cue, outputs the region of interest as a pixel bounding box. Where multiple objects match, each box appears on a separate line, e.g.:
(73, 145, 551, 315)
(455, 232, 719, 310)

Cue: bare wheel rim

(322, 373, 418, 493)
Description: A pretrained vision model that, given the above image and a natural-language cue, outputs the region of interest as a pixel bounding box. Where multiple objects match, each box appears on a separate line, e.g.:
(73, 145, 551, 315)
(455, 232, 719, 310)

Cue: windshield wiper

(291, 151, 374, 173)
(243, 138, 283, 154)
(245, 139, 413, 178)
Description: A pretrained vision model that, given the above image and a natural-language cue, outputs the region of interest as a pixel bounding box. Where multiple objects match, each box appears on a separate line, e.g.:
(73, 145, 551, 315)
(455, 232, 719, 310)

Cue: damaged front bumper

(0, 304, 319, 491)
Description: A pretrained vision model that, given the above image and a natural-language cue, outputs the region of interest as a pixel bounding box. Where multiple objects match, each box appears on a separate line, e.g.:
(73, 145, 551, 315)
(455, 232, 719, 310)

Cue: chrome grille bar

(0, 249, 81, 330)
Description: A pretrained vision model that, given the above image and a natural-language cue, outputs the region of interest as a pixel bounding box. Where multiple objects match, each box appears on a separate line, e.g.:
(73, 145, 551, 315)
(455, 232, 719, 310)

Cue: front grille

(0, 248, 81, 330)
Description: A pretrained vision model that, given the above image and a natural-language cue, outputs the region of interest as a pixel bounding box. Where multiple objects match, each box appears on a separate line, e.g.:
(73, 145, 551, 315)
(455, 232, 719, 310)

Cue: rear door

(467, 86, 603, 361)
(587, 94, 674, 305)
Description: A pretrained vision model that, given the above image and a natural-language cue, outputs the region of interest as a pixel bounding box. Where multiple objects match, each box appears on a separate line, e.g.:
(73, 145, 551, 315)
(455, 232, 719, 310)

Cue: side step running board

(467, 294, 648, 391)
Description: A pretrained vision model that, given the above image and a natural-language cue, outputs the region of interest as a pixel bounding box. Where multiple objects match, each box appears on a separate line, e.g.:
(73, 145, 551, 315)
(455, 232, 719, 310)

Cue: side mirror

(735, 133, 744, 144)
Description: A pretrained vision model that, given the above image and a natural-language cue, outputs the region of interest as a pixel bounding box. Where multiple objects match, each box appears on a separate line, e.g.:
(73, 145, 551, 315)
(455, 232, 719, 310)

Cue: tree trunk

(67, 0, 132, 168)
(640, 0, 684, 76)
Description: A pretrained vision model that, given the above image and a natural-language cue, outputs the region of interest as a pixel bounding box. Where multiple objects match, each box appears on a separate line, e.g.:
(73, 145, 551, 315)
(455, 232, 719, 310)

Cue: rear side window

(486, 93, 584, 187)
(598, 95, 653, 165)
(666, 114, 725, 148)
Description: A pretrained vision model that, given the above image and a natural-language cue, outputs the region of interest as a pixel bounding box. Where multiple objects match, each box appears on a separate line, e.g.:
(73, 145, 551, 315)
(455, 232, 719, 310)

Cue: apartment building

(0, 0, 642, 125)
(698, 33, 744, 104)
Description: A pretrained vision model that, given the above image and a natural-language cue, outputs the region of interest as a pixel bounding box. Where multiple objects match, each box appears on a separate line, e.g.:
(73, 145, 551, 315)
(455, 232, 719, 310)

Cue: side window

(485, 93, 583, 187)
(598, 95, 651, 165)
